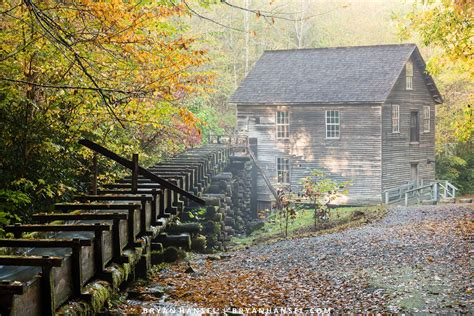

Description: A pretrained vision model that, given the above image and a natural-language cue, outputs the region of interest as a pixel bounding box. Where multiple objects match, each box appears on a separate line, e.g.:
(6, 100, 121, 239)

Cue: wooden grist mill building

(229, 44, 443, 207)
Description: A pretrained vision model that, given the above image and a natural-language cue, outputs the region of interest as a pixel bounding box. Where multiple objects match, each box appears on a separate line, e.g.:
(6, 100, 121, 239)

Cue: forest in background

(0, 0, 472, 225)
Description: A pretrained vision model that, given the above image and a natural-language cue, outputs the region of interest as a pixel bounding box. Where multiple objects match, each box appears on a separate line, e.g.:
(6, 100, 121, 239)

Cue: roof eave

(229, 101, 385, 105)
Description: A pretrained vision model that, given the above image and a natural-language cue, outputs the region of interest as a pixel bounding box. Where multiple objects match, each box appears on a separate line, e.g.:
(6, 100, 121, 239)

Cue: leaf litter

(119, 204, 473, 314)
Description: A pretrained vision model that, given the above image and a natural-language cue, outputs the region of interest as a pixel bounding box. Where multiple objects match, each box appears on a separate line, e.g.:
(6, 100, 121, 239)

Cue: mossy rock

(205, 206, 217, 219)
(162, 247, 179, 263)
(203, 221, 221, 234)
(176, 247, 187, 260)
(224, 217, 236, 226)
(247, 220, 264, 233)
(212, 213, 223, 222)
(83, 281, 112, 313)
(151, 250, 163, 265)
(206, 235, 218, 247)
(191, 234, 207, 252)
(166, 222, 202, 235)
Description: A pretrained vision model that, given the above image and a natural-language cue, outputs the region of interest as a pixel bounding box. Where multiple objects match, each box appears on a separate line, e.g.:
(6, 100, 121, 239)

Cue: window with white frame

(276, 111, 289, 139)
(392, 104, 400, 133)
(406, 60, 413, 90)
(423, 105, 430, 132)
(325, 110, 340, 139)
(276, 157, 290, 184)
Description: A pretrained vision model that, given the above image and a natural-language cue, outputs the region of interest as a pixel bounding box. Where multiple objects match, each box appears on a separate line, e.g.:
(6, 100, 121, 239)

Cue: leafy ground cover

(115, 204, 473, 314)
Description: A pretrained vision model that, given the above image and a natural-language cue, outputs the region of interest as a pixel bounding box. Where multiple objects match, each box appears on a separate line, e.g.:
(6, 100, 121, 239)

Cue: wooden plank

(0, 255, 63, 267)
(33, 213, 127, 222)
(5, 224, 111, 236)
(76, 194, 153, 202)
(55, 203, 140, 211)
(0, 281, 26, 295)
(0, 238, 92, 247)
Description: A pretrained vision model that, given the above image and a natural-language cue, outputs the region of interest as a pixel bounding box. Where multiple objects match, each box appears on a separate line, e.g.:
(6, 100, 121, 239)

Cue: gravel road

(121, 204, 474, 314)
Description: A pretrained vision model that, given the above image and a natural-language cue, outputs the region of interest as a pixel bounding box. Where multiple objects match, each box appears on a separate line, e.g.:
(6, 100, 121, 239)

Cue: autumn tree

(275, 187, 298, 238)
(398, 0, 473, 193)
(0, 0, 212, 217)
(300, 170, 349, 228)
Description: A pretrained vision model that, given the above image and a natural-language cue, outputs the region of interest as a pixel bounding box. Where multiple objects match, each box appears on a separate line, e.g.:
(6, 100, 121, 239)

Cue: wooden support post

(150, 190, 158, 225)
(433, 182, 438, 201)
(112, 217, 122, 262)
(131, 153, 138, 194)
(127, 207, 136, 246)
(71, 239, 83, 297)
(91, 153, 98, 195)
(40, 265, 55, 316)
(93, 224, 104, 273)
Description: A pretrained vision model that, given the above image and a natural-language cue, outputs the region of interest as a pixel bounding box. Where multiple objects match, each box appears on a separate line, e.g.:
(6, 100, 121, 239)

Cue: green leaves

(397, 0, 473, 78)
(300, 169, 349, 225)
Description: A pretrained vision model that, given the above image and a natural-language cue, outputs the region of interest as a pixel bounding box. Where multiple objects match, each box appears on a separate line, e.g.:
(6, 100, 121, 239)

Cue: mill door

(410, 111, 420, 142)
(410, 162, 419, 185)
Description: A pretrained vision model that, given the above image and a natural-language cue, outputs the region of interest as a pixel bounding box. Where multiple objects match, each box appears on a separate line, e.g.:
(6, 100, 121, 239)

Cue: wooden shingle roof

(230, 43, 442, 105)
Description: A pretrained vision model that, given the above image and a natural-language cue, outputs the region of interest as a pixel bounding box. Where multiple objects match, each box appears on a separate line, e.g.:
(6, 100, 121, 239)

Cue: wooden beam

(55, 203, 140, 211)
(0, 255, 63, 267)
(33, 213, 128, 222)
(5, 224, 111, 238)
(76, 194, 153, 202)
(0, 238, 92, 247)
(131, 153, 139, 194)
(0, 281, 26, 295)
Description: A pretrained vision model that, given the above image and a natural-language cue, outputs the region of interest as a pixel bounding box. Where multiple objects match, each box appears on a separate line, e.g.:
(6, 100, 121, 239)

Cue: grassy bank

(231, 205, 387, 248)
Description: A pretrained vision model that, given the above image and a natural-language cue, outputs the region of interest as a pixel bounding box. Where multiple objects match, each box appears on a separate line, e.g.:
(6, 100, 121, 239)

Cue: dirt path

(121, 205, 473, 314)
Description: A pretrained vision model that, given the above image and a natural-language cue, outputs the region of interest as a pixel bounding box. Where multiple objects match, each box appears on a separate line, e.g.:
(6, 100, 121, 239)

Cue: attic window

(406, 60, 413, 90)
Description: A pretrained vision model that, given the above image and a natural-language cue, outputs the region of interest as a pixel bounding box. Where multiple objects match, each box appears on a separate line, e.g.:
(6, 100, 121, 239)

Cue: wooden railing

(421, 179, 458, 199)
(382, 181, 417, 204)
(79, 139, 205, 205)
(403, 183, 437, 206)
(383, 179, 458, 206)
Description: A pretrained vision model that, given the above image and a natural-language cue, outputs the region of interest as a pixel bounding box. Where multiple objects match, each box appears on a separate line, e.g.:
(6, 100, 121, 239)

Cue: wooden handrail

(405, 183, 434, 194)
(79, 139, 205, 205)
(247, 146, 282, 209)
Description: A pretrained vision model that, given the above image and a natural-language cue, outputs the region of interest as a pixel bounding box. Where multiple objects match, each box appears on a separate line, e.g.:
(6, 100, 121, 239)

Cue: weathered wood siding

(382, 55, 436, 191)
(237, 104, 383, 205)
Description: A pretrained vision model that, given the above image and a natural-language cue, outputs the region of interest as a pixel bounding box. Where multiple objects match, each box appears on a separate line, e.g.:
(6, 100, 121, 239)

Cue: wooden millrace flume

(0, 139, 243, 316)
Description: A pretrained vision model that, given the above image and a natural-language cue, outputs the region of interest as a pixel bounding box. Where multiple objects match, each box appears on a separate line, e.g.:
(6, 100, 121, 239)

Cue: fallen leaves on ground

(123, 205, 474, 314)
